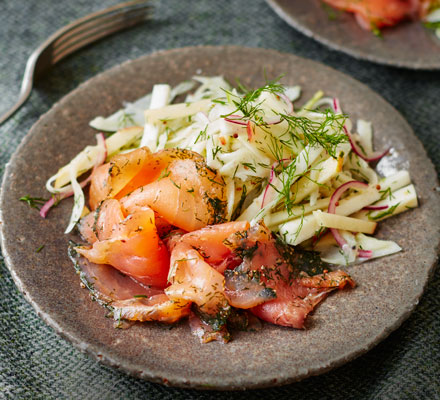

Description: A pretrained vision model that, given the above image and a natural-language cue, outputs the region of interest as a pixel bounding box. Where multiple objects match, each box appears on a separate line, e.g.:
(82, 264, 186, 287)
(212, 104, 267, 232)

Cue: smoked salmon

(322, 0, 433, 30)
(120, 150, 227, 232)
(89, 147, 227, 232)
(69, 246, 190, 324)
(77, 201, 170, 288)
(165, 241, 229, 316)
(174, 221, 250, 272)
(73, 145, 355, 341)
(112, 295, 191, 324)
(188, 312, 231, 344)
(222, 222, 355, 329)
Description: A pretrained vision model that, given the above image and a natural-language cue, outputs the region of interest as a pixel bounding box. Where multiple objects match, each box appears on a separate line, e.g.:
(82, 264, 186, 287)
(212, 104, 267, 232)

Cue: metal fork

(0, 0, 152, 126)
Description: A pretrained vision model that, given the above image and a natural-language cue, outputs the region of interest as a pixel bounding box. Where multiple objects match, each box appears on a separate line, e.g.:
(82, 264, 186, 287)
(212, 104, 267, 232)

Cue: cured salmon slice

(165, 242, 229, 316)
(120, 155, 227, 232)
(78, 199, 124, 244)
(222, 222, 355, 329)
(89, 147, 154, 210)
(76, 141, 356, 336)
(77, 203, 170, 288)
(176, 221, 250, 272)
(112, 295, 191, 324)
(88, 147, 227, 232)
(69, 247, 189, 324)
(70, 246, 163, 302)
(323, 0, 420, 30)
(251, 271, 355, 329)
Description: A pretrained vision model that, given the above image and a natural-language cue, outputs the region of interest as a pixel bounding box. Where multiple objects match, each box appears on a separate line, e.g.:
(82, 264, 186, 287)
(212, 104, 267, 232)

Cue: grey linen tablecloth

(0, 0, 439, 398)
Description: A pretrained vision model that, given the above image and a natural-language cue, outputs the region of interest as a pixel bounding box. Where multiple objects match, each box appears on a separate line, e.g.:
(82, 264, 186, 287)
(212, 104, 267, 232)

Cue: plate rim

(1, 45, 439, 390)
(265, 0, 440, 70)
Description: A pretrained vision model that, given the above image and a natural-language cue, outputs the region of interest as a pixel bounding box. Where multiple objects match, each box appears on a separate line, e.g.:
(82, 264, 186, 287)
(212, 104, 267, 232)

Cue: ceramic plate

(1, 46, 439, 390)
(266, 0, 440, 70)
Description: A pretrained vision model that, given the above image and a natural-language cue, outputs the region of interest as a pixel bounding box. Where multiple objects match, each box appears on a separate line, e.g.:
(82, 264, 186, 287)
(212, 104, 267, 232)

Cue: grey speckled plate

(266, 0, 440, 70)
(1, 46, 439, 390)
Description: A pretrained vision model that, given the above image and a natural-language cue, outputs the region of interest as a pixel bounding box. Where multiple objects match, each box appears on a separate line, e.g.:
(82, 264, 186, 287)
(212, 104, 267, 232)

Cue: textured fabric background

(0, 0, 439, 399)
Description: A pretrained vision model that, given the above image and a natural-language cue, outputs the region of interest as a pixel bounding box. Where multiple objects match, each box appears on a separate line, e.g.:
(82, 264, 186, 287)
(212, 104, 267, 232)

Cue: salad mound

(44, 76, 417, 342)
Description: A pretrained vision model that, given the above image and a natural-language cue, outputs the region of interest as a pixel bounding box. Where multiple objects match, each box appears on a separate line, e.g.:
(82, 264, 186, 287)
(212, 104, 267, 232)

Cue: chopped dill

(212, 145, 223, 158)
(221, 77, 285, 122)
(231, 185, 248, 221)
(379, 187, 394, 201)
(211, 98, 226, 105)
(368, 203, 400, 221)
(370, 22, 383, 38)
(158, 167, 171, 180)
(241, 162, 257, 173)
(170, 178, 181, 189)
(275, 236, 329, 276)
(232, 164, 239, 180)
(195, 125, 208, 144)
(206, 196, 227, 224)
(19, 195, 47, 209)
(277, 110, 348, 159)
(118, 111, 136, 128)
(321, 2, 339, 20)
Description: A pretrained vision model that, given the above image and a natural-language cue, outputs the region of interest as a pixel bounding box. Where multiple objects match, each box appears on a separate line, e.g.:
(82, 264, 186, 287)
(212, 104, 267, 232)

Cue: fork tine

(51, 8, 152, 64)
(31, 1, 152, 77)
(51, 5, 152, 60)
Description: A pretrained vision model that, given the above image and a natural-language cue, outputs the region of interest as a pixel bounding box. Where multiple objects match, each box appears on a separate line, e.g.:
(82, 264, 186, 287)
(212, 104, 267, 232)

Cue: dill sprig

(222, 78, 348, 159)
(368, 203, 400, 221)
(277, 109, 348, 159)
(19, 195, 47, 209)
(194, 125, 208, 144)
(275, 154, 305, 213)
(221, 78, 285, 123)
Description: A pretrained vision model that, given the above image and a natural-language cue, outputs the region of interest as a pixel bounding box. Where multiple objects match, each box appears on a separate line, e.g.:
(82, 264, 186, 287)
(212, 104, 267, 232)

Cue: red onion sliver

(363, 205, 388, 211)
(358, 249, 373, 258)
(343, 126, 390, 162)
(39, 182, 86, 218)
(224, 114, 247, 126)
(333, 98, 341, 113)
(225, 118, 247, 126)
(40, 133, 107, 218)
(328, 180, 369, 213)
(334, 98, 389, 162)
(246, 121, 254, 141)
(329, 228, 350, 252)
(40, 195, 64, 218)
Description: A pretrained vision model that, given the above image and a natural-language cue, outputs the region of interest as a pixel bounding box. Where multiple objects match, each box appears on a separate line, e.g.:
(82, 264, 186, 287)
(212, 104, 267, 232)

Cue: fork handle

(0, 75, 33, 125)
